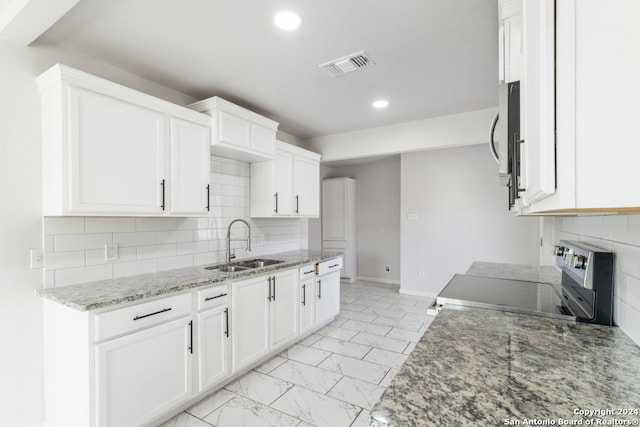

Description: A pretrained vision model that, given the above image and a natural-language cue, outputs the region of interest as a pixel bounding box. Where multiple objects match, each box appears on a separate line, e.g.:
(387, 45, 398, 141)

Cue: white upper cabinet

(520, 0, 555, 206)
(250, 141, 321, 218)
(189, 97, 278, 162)
(37, 64, 211, 217)
(520, 0, 640, 213)
(293, 156, 320, 217)
(169, 118, 211, 215)
(67, 87, 166, 215)
(498, 0, 522, 84)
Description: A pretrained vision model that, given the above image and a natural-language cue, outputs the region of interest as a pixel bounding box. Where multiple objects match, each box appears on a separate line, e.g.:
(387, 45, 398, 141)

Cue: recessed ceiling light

(274, 10, 302, 31)
(372, 100, 389, 109)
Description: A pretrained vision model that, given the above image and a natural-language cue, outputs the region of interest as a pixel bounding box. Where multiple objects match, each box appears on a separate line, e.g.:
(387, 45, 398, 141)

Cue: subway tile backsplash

(544, 214, 640, 345)
(43, 156, 308, 288)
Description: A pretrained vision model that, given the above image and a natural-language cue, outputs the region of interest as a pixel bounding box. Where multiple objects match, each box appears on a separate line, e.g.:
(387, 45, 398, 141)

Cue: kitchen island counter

(35, 249, 341, 311)
(371, 306, 640, 426)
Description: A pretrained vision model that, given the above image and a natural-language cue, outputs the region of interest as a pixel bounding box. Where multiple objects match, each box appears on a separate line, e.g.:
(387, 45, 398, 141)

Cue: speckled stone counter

(36, 250, 341, 311)
(371, 307, 640, 426)
(466, 261, 562, 286)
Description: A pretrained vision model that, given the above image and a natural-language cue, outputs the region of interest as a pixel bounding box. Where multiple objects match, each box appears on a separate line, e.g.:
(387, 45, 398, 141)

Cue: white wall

(43, 156, 307, 288)
(328, 156, 401, 283)
(542, 215, 640, 345)
(305, 107, 497, 163)
(400, 144, 540, 297)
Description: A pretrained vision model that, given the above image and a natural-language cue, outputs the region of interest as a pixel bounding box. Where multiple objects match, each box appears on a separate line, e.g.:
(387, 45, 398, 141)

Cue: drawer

(299, 263, 317, 280)
(95, 293, 191, 341)
(197, 284, 229, 311)
(317, 257, 343, 276)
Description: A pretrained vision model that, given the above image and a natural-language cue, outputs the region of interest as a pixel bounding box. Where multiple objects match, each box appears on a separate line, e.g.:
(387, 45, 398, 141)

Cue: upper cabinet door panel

(170, 118, 211, 215)
(218, 111, 251, 149)
(69, 87, 165, 214)
(293, 157, 320, 217)
(521, 0, 556, 205)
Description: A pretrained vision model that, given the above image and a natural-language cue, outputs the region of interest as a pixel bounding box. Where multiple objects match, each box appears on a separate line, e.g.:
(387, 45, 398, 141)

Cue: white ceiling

(33, 0, 499, 140)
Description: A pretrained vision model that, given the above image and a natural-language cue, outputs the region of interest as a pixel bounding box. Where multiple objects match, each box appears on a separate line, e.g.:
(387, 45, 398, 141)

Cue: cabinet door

(270, 270, 299, 348)
(299, 278, 316, 335)
(251, 123, 275, 156)
(274, 149, 294, 216)
(69, 87, 165, 214)
(231, 276, 269, 371)
(293, 157, 320, 216)
(197, 305, 230, 392)
(218, 111, 251, 148)
(322, 180, 347, 240)
(521, 0, 556, 204)
(170, 118, 211, 215)
(95, 317, 193, 427)
(315, 272, 341, 325)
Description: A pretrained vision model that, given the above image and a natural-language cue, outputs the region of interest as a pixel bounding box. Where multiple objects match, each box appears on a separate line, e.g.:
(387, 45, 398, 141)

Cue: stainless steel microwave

(490, 80, 522, 209)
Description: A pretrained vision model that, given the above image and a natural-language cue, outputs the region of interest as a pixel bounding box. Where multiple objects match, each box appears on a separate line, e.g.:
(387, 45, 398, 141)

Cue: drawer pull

(329, 264, 339, 268)
(133, 307, 172, 321)
(303, 269, 315, 275)
(204, 293, 227, 302)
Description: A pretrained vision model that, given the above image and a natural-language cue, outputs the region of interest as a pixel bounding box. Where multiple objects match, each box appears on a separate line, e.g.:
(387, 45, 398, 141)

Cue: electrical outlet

(105, 243, 118, 262)
(384, 265, 390, 272)
(418, 270, 425, 279)
(30, 249, 45, 269)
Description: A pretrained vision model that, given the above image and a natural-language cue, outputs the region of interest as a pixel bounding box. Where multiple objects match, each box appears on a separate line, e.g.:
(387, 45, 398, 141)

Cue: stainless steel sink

(236, 259, 284, 268)
(203, 258, 284, 272)
(204, 265, 251, 273)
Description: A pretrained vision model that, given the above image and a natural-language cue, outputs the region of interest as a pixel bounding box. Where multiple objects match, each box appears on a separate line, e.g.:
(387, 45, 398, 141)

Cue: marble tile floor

(159, 281, 435, 427)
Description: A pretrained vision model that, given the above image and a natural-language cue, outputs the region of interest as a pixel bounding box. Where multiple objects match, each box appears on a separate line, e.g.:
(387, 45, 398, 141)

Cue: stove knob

(553, 246, 565, 256)
(570, 255, 586, 269)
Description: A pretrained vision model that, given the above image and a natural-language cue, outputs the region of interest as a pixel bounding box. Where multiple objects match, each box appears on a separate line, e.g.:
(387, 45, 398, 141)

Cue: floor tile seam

(348, 408, 367, 427)
(218, 389, 306, 426)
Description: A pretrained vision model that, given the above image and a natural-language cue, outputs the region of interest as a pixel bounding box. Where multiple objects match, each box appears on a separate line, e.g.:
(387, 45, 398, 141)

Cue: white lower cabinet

(299, 277, 316, 335)
(95, 317, 193, 427)
(232, 269, 298, 371)
(43, 259, 341, 427)
(196, 286, 230, 392)
(315, 271, 341, 325)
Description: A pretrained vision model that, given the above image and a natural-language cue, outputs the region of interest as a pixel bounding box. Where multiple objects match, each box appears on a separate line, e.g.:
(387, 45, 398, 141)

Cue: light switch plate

(30, 249, 45, 269)
(105, 243, 118, 262)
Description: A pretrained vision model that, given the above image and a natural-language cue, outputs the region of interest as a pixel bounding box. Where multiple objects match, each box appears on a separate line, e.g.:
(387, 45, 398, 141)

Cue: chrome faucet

(226, 219, 251, 263)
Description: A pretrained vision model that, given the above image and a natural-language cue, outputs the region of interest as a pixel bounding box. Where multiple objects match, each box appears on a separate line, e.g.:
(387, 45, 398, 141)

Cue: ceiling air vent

(318, 51, 375, 77)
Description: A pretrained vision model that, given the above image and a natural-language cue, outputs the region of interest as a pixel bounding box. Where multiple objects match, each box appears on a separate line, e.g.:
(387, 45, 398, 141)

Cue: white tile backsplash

(544, 213, 640, 345)
(43, 156, 307, 288)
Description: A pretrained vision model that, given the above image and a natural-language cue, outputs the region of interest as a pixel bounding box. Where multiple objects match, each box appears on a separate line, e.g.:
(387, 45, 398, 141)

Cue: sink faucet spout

(226, 219, 251, 263)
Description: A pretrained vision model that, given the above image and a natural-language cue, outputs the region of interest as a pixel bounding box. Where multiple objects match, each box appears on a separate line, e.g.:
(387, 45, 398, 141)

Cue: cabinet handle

(274, 192, 278, 213)
(304, 269, 315, 275)
(295, 195, 299, 214)
(188, 320, 193, 354)
(302, 284, 306, 306)
(272, 276, 276, 301)
(224, 308, 229, 338)
(267, 276, 272, 301)
(204, 293, 227, 302)
(160, 179, 166, 211)
(318, 279, 322, 299)
(329, 264, 339, 268)
(133, 307, 172, 321)
(206, 184, 210, 212)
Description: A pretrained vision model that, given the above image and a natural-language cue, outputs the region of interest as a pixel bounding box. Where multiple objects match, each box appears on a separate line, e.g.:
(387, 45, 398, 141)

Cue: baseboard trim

(357, 276, 401, 285)
(399, 288, 438, 298)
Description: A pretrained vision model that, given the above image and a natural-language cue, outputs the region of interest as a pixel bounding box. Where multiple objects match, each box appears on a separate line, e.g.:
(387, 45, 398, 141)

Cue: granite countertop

(466, 261, 562, 286)
(371, 306, 640, 426)
(36, 250, 341, 311)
